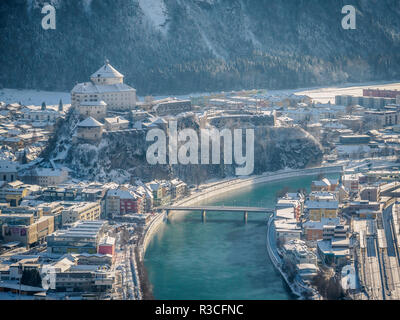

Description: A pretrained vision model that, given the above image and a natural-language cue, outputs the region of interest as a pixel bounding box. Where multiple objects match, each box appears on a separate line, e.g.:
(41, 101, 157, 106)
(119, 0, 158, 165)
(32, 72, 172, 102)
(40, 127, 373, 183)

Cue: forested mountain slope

(1, 0, 400, 95)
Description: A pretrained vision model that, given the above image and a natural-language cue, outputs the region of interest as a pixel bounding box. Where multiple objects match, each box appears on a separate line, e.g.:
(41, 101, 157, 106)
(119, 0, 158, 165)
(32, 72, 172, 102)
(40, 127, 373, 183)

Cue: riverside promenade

(266, 214, 321, 299)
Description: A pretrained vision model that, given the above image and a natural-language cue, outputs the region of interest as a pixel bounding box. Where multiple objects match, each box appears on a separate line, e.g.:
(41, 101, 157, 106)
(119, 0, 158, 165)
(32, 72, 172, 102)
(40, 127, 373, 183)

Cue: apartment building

(61, 202, 101, 225)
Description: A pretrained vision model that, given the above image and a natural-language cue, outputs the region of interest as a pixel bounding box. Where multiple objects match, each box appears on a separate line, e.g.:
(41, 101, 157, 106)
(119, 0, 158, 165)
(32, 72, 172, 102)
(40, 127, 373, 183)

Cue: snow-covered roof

(107, 188, 139, 199)
(35, 168, 67, 177)
(151, 117, 167, 125)
(306, 200, 339, 209)
(104, 116, 129, 125)
(90, 63, 124, 79)
(99, 236, 116, 246)
(77, 117, 103, 128)
(0, 160, 18, 172)
(80, 100, 107, 106)
(71, 82, 135, 94)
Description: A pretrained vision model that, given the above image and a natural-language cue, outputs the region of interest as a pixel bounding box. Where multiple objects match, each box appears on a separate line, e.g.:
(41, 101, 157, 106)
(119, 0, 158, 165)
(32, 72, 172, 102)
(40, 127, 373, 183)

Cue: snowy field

(1, 80, 400, 106)
(294, 81, 400, 104)
(0, 88, 71, 106)
(0, 88, 202, 106)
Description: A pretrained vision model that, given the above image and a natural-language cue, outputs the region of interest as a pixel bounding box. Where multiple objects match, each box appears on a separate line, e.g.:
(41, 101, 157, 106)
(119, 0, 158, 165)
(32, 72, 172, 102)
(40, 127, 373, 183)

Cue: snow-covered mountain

(1, 0, 400, 95)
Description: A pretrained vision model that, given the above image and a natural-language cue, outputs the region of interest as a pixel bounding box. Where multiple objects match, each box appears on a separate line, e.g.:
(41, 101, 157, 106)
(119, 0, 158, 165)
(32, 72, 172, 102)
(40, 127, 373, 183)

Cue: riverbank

(266, 214, 321, 300)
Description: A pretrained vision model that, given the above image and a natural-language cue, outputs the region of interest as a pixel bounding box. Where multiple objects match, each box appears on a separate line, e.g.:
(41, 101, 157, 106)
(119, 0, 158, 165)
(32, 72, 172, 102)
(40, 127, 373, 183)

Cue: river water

(144, 174, 336, 300)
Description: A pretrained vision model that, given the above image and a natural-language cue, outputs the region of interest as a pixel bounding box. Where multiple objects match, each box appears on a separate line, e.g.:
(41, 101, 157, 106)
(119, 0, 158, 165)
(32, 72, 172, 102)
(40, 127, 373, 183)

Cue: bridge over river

(158, 205, 274, 222)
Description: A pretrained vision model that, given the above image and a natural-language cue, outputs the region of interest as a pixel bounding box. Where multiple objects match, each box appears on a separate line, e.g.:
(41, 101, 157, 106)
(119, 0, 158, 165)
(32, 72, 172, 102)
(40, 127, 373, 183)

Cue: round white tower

(90, 60, 124, 85)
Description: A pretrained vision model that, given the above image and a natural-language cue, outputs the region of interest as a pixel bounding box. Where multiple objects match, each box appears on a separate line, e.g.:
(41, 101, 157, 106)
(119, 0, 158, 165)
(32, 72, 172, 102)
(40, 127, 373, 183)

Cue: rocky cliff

(43, 112, 323, 183)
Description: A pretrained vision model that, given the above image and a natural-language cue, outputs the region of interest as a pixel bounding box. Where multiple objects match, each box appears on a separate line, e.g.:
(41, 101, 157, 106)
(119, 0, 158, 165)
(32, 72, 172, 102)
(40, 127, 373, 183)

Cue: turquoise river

(144, 174, 338, 300)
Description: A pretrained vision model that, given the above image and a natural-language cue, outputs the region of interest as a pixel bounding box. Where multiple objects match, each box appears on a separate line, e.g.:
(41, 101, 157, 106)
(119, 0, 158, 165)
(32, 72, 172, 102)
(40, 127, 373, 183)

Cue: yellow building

(307, 200, 339, 221)
(0, 181, 30, 206)
(61, 202, 101, 225)
(1, 215, 54, 247)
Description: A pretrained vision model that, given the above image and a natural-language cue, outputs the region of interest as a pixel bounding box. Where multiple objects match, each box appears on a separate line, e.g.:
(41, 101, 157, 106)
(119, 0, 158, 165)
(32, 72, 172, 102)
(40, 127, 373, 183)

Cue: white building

(20, 105, 62, 123)
(104, 116, 129, 131)
(0, 160, 18, 182)
(76, 117, 104, 142)
(342, 173, 360, 193)
(71, 61, 136, 111)
(78, 100, 107, 120)
(19, 167, 69, 186)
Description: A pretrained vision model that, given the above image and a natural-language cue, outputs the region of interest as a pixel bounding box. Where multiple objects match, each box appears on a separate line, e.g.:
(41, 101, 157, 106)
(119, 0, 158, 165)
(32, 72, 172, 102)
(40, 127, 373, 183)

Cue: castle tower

(90, 60, 124, 85)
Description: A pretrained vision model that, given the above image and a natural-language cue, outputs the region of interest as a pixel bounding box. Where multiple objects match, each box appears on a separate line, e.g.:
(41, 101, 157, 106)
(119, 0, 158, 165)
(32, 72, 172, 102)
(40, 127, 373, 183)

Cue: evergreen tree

(58, 99, 63, 112)
(21, 268, 42, 288)
(21, 149, 28, 164)
(41, 102, 46, 111)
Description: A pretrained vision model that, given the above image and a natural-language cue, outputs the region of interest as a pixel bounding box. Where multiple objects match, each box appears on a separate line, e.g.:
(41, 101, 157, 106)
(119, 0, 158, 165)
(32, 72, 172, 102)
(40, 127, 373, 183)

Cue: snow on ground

(82, 0, 93, 13)
(0, 88, 200, 106)
(0, 88, 70, 106)
(138, 0, 168, 33)
(1, 80, 399, 106)
(294, 81, 400, 104)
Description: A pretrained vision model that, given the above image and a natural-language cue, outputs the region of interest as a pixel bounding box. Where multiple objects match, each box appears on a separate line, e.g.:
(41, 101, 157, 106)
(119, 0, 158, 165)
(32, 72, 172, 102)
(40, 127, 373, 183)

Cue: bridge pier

(202, 210, 206, 223)
(244, 211, 248, 223)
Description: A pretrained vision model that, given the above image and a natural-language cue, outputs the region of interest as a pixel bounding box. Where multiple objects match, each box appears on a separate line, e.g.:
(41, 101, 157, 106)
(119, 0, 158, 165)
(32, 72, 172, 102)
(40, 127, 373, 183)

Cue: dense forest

(1, 0, 400, 95)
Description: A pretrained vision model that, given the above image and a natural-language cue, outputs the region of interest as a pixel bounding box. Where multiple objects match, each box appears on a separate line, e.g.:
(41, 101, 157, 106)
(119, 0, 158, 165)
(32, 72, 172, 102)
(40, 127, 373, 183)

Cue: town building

(20, 105, 62, 124)
(339, 135, 371, 145)
(97, 236, 116, 260)
(104, 116, 129, 131)
(105, 187, 144, 217)
(61, 202, 101, 225)
(342, 173, 361, 194)
(78, 100, 107, 120)
(147, 181, 171, 207)
(306, 200, 339, 222)
(170, 179, 188, 200)
(364, 110, 399, 128)
(360, 186, 380, 202)
(335, 94, 396, 109)
(76, 117, 104, 142)
(311, 178, 338, 192)
(282, 239, 318, 265)
(296, 263, 319, 280)
(317, 237, 351, 267)
(46, 220, 108, 255)
(303, 218, 340, 241)
(152, 98, 192, 116)
(274, 218, 302, 242)
(48, 255, 115, 294)
(19, 167, 69, 187)
(0, 160, 18, 182)
(363, 88, 400, 98)
(0, 212, 54, 247)
(0, 180, 30, 206)
(276, 198, 303, 221)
